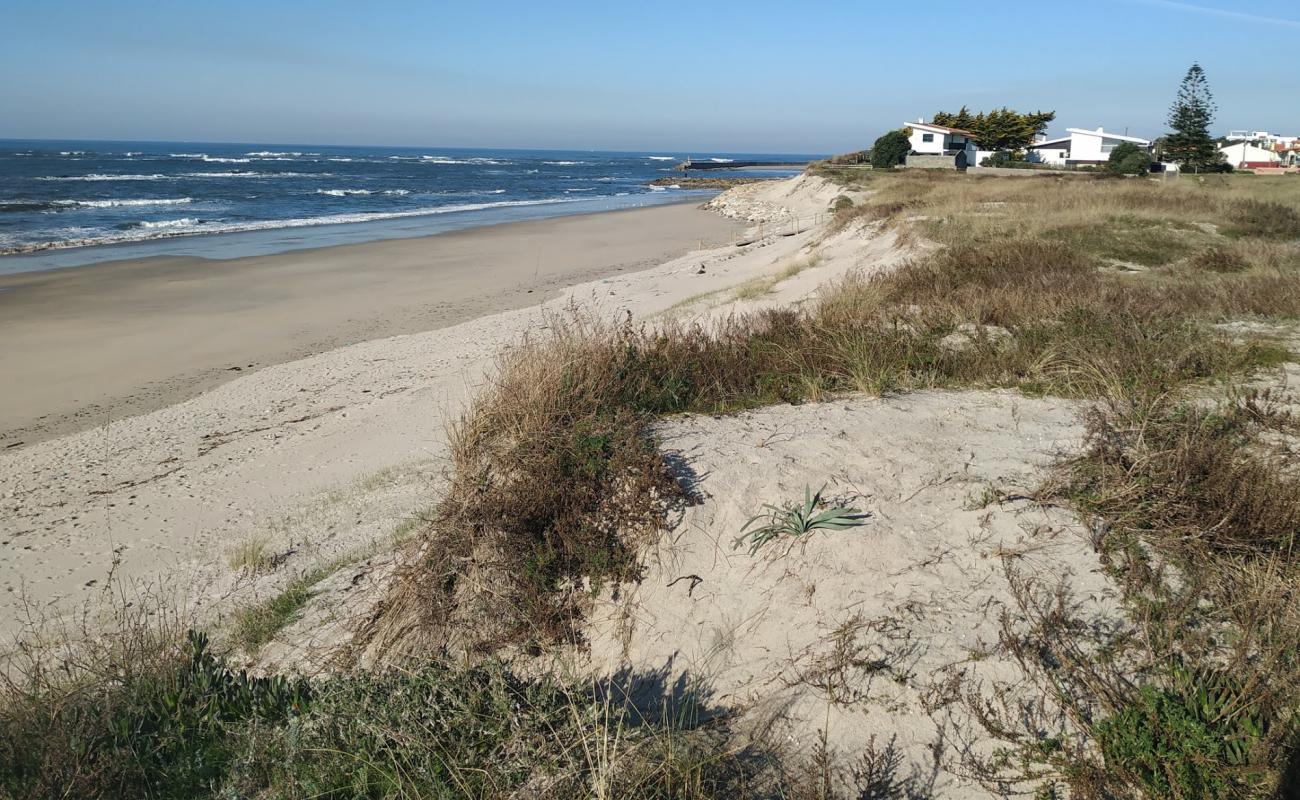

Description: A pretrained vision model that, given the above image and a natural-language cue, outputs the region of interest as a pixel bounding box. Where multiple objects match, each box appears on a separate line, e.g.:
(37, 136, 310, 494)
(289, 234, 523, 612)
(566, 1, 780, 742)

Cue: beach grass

(371, 170, 1300, 658)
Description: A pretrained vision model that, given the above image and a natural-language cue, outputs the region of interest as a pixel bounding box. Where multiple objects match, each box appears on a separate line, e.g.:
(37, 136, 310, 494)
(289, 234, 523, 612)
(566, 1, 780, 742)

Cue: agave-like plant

(733, 484, 868, 555)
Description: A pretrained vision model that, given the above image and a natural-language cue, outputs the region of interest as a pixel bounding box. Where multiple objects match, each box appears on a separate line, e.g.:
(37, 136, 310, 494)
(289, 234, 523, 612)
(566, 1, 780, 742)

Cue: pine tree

(1165, 63, 1224, 172)
(929, 107, 1055, 151)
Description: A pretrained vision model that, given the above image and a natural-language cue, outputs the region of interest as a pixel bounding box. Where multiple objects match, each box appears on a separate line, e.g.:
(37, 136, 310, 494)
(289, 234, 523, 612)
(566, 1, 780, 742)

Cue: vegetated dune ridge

(257, 176, 1124, 798)
(0, 175, 873, 644)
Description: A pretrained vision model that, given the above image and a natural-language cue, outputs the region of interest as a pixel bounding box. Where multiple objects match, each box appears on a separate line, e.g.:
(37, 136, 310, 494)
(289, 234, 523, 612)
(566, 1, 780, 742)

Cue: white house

(906, 120, 980, 162)
(1025, 136, 1072, 166)
(1226, 130, 1298, 149)
(1062, 128, 1152, 165)
(1219, 141, 1281, 169)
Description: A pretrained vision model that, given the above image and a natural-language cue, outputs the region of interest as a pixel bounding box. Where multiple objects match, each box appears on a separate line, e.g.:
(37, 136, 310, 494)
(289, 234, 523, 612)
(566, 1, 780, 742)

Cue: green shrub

(980, 151, 1013, 167)
(1222, 198, 1300, 240)
(0, 630, 310, 800)
(1095, 667, 1272, 800)
(870, 130, 911, 169)
(1108, 142, 1151, 175)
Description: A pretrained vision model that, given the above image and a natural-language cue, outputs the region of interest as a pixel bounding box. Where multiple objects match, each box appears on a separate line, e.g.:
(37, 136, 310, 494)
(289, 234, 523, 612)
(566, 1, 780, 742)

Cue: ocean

(0, 141, 816, 273)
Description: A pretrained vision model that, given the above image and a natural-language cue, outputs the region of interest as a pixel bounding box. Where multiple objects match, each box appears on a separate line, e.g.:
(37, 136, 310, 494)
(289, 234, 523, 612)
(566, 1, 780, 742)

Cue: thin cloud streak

(1133, 0, 1300, 29)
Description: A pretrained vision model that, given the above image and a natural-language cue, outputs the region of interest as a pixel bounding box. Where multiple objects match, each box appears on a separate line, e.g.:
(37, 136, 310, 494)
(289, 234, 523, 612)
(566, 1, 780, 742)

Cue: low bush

(1108, 142, 1151, 175)
(1222, 198, 1300, 240)
(980, 151, 1014, 168)
(1, 623, 775, 799)
(1188, 244, 1249, 273)
(1095, 667, 1273, 800)
(0, 630, 310, 800)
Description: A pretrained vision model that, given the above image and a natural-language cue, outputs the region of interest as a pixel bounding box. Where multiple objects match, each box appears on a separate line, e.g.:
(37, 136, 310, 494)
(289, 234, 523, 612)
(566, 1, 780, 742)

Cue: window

(922, 133, 934, 143)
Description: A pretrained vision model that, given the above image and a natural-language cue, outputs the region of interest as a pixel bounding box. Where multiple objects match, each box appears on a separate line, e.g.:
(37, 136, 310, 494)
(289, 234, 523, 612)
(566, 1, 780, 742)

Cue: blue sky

(2, 0, 1297, 153)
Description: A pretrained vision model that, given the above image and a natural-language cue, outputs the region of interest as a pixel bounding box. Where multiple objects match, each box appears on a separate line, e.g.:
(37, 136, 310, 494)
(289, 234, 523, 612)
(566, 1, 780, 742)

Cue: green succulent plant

(734, 484, 868, 555)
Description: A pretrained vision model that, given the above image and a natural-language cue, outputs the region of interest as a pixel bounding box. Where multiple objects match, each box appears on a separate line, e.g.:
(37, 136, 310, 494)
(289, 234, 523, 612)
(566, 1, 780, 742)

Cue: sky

(2, 0, 1298, 154)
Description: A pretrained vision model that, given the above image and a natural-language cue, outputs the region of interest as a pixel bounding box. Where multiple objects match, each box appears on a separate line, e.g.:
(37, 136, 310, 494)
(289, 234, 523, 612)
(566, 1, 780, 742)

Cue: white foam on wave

(60, 151, 86, 156)
(564, 188, 596, 193)
(543, 160, 582, 166)
(181, 171, 326, 178)
(646, 156, 676, 161)
(169, 153, 205, 158)
(75, 198, 193, 208)
(419, 156, 509, 165)
(648, 185, 667, 192)
(1, 198, 192, 210)
(123, 151, 143, 156)
(709, 158, 735, 163)
(317, 188, 411, 197)
(245, 151, 306, 157)
(201, 156, 252, 163)
(2, 197, 590, 254)
(38, 174, 170, 182)
(136, 217, 201, 230)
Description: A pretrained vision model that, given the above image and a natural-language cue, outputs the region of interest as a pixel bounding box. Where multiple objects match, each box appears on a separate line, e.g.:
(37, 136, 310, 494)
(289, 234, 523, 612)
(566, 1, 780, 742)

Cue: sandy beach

(0, 175, 869, 638)
(0, 202, 740, 448)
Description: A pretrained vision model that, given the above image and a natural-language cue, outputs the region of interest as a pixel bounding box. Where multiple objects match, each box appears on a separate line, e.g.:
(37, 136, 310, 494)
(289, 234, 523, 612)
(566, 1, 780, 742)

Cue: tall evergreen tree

(1165, 63, 1224, 172)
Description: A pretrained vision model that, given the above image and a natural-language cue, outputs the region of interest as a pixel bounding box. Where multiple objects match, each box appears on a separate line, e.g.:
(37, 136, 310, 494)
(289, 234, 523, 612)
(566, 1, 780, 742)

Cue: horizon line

(0, 136, 830, 157)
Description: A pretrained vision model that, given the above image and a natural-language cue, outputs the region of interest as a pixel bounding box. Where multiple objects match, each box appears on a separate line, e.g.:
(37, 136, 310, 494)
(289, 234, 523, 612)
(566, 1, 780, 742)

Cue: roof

(1065, 127, 1151, 145)
(908, 121, 979, 138)
(1028, 137, 1071, 149)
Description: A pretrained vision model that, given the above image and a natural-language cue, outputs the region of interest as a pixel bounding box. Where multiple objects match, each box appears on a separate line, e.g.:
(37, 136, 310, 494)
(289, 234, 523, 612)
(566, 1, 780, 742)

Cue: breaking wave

(0, 198, 193, 212)
(1, 197, 588, 255)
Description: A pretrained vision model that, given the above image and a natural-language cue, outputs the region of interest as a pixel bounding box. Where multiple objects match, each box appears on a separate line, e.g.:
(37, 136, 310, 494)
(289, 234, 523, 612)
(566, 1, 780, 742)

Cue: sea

(0, 141, 817, 274)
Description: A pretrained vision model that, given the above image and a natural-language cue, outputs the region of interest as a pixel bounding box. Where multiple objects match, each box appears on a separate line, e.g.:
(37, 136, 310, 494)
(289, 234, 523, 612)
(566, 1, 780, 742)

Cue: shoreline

(0, 192, 719, 275)
(0, 202, 741, 447)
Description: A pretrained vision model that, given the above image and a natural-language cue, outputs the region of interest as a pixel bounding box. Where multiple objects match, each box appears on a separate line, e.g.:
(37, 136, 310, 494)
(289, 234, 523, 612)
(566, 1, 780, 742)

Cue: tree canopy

(1164, 64, 1226, 172)
(870, 130, 911, 169)
(931, 107, 1056, 151)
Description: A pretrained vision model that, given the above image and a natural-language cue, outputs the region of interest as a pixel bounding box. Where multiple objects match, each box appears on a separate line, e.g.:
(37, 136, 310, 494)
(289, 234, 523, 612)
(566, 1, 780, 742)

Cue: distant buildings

(897, 118, 1299, 173)
(1026, 128, 1153, 167)
(1219, 130, 1300, 172)
(1225, 130, 1298, 149)
(1219, 141, 1280, 169)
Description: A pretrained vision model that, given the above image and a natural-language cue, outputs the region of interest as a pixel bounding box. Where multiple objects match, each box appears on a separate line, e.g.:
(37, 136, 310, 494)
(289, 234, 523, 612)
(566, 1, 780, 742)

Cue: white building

(1226, 130, 1298, 148)
(906, 120, 979, 162)
(1062, 128, 1152, 165)
(1025, 136, 1072, 166)
(1219, 141, 1281, 169)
